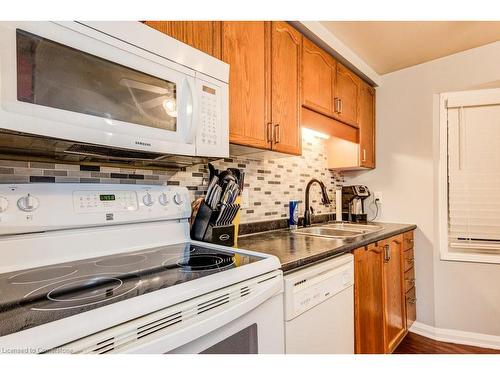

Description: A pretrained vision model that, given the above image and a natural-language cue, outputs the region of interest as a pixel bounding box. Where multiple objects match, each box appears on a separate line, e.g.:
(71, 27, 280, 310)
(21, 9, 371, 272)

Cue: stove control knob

(142, 193, 154, 207)
(173, 193, 184, 206)
(159, 193, 169, 206)
(0, 196, 9, 213)
(17, 194, 39, 212)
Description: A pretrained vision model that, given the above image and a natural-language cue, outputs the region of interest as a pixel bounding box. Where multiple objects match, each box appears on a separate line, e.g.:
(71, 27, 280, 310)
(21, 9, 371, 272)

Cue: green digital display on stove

(99, 194, 116, 201)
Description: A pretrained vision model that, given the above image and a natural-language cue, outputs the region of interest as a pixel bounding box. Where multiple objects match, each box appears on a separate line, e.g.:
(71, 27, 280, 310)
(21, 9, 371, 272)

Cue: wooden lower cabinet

(383, 236, 406, 353)
(353, 231, 416, 354)
(353, 242, 385, 353)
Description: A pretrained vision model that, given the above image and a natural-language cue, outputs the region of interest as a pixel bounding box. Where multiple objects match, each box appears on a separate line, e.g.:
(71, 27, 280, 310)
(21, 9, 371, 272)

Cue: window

(439, 89, 500, 264)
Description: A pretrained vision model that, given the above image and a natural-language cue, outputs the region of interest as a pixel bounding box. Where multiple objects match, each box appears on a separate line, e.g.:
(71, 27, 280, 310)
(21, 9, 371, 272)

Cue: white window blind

(447, 101, 500, 255)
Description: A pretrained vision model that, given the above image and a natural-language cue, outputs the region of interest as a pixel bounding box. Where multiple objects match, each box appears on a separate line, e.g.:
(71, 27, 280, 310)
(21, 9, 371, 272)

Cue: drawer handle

(406, 257, 415, 263)
(406, 278, 416, 285)
(408, 297, 417, 305)
(407, 238, 414, 244)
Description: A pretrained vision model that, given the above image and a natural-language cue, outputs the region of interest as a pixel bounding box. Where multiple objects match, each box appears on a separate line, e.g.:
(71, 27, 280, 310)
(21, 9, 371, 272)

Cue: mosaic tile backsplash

(0, 134, 343, 224)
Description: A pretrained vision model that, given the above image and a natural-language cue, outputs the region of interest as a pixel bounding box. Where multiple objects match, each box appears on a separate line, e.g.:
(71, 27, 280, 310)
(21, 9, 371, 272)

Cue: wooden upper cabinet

(359, 82, 376, 168)
(383, 236, 407, 353)
(270, 21, 302, 155)
(143, 21, 222, 58)
(301, 37, 336, 117)
(334, 63, 360, 127)
(354, 243, 386, 354)
(222, 22, 271, 150)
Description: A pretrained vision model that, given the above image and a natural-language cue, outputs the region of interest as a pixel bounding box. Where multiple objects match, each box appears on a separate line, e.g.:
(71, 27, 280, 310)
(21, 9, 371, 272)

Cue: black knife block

(203, 224, 235, 246)
(191, 201, 236, 246)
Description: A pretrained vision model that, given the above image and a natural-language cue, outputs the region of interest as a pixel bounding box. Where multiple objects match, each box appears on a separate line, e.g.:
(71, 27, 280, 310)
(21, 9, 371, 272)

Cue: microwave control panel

(199, 84, 220, 147)
(195, 76, 228, 158)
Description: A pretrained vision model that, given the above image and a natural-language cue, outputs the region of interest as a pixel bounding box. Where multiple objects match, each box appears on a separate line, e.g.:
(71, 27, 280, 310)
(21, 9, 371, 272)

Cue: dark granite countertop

(235, 222, 416, 273)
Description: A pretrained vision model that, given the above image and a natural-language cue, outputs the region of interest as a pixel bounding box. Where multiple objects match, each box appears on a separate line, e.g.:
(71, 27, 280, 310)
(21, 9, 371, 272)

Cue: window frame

(439, 89, 500, 264)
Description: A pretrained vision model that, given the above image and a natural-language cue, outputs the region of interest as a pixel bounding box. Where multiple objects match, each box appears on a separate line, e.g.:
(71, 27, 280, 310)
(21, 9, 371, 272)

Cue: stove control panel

(73, 191, 139, 213)
(0, 184, 191, 236)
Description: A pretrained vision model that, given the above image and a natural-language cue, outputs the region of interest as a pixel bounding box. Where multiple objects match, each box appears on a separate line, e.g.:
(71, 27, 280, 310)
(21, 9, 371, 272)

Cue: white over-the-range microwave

(0, 21, 229, 158)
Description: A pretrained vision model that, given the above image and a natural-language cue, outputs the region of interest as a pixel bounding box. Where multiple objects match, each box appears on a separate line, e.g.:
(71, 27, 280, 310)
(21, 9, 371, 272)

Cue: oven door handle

(116, 274, 282, 354)
(182, 77, 199, 144)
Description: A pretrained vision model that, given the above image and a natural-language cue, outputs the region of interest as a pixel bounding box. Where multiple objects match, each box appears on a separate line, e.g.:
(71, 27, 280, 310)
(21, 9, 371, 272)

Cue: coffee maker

(341, 185, 371, 223)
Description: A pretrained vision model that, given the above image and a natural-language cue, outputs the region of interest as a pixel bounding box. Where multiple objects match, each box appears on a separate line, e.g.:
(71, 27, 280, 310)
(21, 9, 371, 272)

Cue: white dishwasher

(284, 253, 354, 354)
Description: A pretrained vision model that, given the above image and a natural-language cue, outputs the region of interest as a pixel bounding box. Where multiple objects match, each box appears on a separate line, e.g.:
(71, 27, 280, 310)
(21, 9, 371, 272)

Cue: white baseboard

(410, 321, 500, 350)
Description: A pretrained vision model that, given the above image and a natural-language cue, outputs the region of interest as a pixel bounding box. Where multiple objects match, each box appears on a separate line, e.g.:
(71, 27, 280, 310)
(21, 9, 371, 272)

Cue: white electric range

(0, 183, 284, 354)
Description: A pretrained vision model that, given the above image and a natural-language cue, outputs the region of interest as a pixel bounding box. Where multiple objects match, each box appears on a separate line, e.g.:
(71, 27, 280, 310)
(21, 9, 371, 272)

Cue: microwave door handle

(182, 78, 199, 144)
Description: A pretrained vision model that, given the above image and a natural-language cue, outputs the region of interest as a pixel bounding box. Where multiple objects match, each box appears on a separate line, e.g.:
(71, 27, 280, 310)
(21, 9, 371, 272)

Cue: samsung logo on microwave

(135, 141, 152, 147)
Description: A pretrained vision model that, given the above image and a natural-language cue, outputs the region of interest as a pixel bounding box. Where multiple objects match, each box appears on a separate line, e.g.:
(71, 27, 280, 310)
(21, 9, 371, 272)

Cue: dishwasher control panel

(283, 253, 354, 321)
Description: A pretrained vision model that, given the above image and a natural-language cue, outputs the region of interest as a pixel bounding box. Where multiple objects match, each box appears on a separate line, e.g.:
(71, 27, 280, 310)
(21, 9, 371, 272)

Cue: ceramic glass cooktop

(0, 243, 263, 337)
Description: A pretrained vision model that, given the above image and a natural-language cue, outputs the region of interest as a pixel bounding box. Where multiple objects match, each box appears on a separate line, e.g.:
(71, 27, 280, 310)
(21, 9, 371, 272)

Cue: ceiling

(320, 22, 500, 75)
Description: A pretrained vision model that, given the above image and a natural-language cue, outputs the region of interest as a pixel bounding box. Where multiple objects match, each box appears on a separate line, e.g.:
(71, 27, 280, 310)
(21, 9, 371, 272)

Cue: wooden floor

(394, 332, 500, 354)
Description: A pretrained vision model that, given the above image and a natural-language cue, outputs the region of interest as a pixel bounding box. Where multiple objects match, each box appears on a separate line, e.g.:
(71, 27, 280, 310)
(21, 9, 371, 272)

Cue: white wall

(346, 41, 500, 335)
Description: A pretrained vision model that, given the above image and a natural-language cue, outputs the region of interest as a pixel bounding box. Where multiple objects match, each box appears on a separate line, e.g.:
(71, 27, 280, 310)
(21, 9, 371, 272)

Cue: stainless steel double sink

(293, 222, 383, 240)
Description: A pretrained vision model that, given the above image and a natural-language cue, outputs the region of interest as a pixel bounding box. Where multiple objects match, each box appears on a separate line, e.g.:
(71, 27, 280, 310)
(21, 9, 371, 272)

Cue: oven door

(120, 273, 285, 354)
(169, 293, 284, 354)
(0, 21, 198, 156)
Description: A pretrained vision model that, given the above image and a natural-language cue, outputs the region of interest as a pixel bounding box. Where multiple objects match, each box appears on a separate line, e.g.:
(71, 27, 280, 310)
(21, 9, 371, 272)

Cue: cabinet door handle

(384, 244, 390, 262)
(334, 98, 340, 113)
(338, 98, 343, 114)
(266, 123, 273, 143)
(408, 297, 417, 304)
(274, 123, 280, 144)
(362, 149, 367, 162)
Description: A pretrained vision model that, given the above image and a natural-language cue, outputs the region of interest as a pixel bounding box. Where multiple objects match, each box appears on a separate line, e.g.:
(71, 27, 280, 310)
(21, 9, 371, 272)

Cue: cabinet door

(353, 243, 385, 354)
(334, 63, 360, 127)
(301, 37, 336, 117)
(383, 236, 407, 353)
(143, 21, 221, 58)
(222, 22, 271, 150)
(359, 82, 376, 168)
(270, 21, 302, 155)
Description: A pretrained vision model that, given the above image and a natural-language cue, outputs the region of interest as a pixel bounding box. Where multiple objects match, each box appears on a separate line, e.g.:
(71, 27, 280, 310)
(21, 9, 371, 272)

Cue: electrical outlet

(374, 191, 383, 204)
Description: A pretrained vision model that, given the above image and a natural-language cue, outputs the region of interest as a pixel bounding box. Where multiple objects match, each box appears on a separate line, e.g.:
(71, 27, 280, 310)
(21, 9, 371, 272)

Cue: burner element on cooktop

(95, 254, 147, 268)
(8, 266, 78, 285)
(24, 274, 140, 311)
(176, 253, 235, 272)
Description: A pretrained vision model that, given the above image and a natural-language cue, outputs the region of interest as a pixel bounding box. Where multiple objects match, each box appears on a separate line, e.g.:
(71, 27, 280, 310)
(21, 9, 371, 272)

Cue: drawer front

(403, 231, 414, 251)
(403, 248, 415, 272)
(404, 267, 415, 293)
(406, 287, 416, 328)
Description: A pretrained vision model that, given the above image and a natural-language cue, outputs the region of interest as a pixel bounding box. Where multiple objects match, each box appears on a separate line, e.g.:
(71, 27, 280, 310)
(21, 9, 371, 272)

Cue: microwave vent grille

(65, 144, 163, 160)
